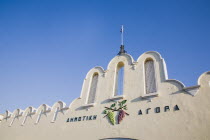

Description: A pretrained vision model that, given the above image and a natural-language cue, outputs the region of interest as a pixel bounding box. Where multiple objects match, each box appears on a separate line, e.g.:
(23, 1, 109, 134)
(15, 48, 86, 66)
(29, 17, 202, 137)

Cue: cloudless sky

(0, 0, 210, 114)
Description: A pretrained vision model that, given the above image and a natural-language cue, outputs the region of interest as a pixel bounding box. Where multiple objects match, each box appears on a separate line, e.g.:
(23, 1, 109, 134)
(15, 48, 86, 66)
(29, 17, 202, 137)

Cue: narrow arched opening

(87, 72, 99, 104)
(145, 59, 157, 94)
(115, 62, 124, 96)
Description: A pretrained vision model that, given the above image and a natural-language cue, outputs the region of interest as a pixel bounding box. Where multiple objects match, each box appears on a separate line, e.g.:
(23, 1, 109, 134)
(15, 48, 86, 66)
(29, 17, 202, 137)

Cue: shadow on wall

(100, 138, 137, 140)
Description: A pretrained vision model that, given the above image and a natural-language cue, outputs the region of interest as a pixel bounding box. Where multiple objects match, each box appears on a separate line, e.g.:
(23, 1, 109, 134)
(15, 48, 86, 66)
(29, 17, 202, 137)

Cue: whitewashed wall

(0, 51, 210, 140)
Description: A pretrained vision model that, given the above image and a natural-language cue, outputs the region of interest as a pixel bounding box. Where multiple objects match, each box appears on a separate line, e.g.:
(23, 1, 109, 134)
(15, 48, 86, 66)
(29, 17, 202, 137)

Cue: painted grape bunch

(107, 111, 115, 125)
(103, 100, 129, 125)
(118, 109, 126, 124)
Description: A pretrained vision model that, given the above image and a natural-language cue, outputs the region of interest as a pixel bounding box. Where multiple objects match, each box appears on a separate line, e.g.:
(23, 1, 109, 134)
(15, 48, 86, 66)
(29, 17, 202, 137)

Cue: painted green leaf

(111, 103, 116, 108)
(122, 100, 127, 105)
(103, 110, 107, 114)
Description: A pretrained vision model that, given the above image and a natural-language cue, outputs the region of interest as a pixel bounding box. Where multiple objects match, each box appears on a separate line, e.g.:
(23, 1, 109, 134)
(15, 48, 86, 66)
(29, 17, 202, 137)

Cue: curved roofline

(85, 66, 105, 79)
(198, 71, 210, 85)
(107, 53, 135, 69)
(137, 51, 163, 62)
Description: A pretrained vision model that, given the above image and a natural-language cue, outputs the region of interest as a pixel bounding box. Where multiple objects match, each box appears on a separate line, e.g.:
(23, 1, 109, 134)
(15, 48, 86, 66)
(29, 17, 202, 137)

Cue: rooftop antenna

(118, 25, 127, 55)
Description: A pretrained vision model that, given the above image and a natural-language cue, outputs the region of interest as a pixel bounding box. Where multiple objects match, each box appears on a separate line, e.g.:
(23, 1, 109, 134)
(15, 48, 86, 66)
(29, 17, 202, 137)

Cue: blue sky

(0, 0, 209, 114)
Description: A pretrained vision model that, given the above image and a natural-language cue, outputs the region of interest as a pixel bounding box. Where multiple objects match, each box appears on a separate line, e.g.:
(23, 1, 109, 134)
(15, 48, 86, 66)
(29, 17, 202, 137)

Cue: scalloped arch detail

(37, 104, 51, 113)
(2, 51, 207, 128)
(198, 71, 210, 85)
(4, 110, 12, 119)
(23, 106, 36, 115)
(52, 101, 67, 110)
(107, 53, 135, 69)
(11, 109, 24, 117)
(137, 51, 163, 62)
(165, 79, 185, 89)
(85, 66, 105, 79)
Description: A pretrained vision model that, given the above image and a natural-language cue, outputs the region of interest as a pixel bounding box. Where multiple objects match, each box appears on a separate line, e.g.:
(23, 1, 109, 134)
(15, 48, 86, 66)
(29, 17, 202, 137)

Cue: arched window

(145, 59, 157, 94)
(87, 73, 99, 104)
(115, 62, 124, 96)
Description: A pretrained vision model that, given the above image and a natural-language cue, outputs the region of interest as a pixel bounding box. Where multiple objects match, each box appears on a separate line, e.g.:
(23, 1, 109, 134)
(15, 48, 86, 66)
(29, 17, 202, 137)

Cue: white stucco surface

(0, 51, 210, 140)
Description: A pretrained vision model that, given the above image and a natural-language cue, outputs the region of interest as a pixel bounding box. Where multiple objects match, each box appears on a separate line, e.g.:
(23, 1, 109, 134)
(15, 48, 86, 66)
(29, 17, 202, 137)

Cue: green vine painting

(103, 100, 129, 125)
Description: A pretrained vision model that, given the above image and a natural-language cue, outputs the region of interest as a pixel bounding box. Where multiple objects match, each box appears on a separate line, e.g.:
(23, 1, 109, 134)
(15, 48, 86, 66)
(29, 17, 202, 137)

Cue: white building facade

(0, 51, 210, 140)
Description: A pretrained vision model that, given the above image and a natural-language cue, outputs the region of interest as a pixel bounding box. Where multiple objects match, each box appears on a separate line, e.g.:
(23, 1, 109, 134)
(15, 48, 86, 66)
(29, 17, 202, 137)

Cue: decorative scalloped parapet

(0, 100, 71, 126)
(80, 66, 105, 104)
(180, 71, 210, 96)
(3, 110, 12, 120)
(35, 104, 51, 124)
(79, 51, 187, 107)
(183, 85, 200, 96)
(137, 51, 168, 82)
(9, 109, 24, 126)
(0, 51, 208, 127)
(21, 106, 36, 125)
(51, 101, 69, 123)
(198, 71, 210, 86)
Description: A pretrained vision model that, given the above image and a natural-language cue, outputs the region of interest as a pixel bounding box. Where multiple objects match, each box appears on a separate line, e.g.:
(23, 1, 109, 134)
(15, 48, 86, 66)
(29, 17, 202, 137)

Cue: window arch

(87, 72, 99, 104)
(115, 62, 124, 96)
(144, 59, 157, 94)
